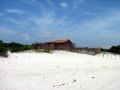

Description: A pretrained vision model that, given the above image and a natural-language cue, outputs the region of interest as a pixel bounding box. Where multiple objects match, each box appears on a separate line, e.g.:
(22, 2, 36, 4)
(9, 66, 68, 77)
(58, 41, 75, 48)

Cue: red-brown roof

(48, 39, 71, 44)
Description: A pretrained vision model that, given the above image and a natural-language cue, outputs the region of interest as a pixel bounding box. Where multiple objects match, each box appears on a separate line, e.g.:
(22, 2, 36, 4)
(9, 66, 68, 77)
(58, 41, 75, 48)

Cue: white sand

(0, 51, 120, 90)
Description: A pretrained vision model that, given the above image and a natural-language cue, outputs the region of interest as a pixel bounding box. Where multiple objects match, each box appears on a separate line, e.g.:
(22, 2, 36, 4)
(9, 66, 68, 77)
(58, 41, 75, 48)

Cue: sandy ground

(0, 51, 120, 90)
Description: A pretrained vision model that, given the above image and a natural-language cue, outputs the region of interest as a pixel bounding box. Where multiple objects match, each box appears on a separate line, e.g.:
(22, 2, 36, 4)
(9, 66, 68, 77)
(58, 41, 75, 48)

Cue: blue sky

(0, 0, 120, 47)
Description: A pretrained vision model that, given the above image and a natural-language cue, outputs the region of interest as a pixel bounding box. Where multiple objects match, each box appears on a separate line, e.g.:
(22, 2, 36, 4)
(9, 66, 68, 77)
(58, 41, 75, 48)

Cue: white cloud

(6, 18, 22, 25)
(21, 34, 30, 40)
(28, 11, 73, 32)
(59, 2, 68, 8)
(70, 11, 120, 41)
(24, 11, 75, 40)
(5, 9, 24, 15)
(44, 31, 53, 37)
(82, 11, 120, 31)
(6, 18, 32, 29)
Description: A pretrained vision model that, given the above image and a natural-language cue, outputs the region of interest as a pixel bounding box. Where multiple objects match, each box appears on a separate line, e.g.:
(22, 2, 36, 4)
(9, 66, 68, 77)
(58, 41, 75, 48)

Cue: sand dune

(0, 51, 120, 90)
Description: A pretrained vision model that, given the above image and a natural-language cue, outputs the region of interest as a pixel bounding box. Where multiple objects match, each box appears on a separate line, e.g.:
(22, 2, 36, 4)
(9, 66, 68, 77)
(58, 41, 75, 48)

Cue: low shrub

(33, 49, 52, 53)
(0, 40, 32, 54)
(110, 46, 120, 54)
(10, 45, 32, 52)
(43, 49, 51, 53)
(0, 46, 8, 57)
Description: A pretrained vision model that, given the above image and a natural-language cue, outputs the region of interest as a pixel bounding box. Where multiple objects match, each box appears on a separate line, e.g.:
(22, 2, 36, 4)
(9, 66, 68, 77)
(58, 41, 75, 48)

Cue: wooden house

(32, 39, 75, 50)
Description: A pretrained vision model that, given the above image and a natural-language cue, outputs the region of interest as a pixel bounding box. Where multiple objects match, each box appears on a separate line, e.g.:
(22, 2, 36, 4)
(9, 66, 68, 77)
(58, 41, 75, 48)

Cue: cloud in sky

(44, 31, 53, 37)
(5, 9, 24, 15)
(59, 2, 68, 8)
(6, 17, 32, 29)
(21, 34, 30, 40)
(69, 11, 120, 47)
(80, 11, 120, 31)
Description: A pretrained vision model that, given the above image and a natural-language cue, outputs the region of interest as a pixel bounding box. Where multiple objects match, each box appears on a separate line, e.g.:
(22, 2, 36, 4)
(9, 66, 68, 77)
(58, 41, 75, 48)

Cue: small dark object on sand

(92, 77, 95, 78)
(72, 79, 76, 83)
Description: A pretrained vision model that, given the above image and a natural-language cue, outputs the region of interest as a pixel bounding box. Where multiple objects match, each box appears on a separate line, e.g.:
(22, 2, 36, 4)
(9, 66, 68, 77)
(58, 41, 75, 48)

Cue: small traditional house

(32, 39, 75, 50)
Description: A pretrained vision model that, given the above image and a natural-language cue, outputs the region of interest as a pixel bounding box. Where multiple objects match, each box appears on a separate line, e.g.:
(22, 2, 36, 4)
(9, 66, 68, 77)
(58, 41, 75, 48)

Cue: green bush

(0, 40, 3, 44)
(109, 45, 120, 54)
(0, 40, 32, 53)
(0, 46, 8, 57)
(9, 45, 32, 52)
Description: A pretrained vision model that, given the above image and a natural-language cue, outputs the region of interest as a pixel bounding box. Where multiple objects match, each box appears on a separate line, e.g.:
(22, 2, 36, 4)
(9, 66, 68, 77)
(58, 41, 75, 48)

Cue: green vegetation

(0, 46, 8, 57)
(0, 40, 52, 57)
(108, 45, 120, 54)
(0, 40, 32, 57)
(103, 45, 120, 54)
(8, 42, 32, 52)
(0, 40, 8, 57)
